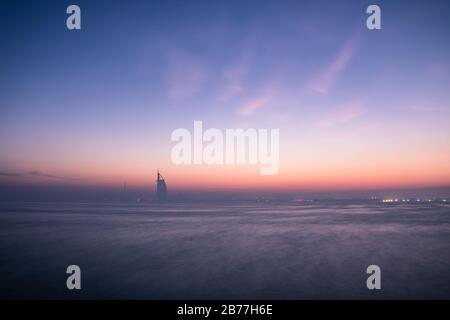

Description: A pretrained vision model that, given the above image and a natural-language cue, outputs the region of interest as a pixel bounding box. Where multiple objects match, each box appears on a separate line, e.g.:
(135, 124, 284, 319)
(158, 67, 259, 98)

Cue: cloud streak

(0, 172, 21, 177)
(307, 39, 357, 95)
(0, 171, 82, 181)
(238, 95, 272, 116)
(410, 105, 446, 112)
(166, 47, 207, 99)
(317, 100, 368, 128)
(220, 54, 252, 101)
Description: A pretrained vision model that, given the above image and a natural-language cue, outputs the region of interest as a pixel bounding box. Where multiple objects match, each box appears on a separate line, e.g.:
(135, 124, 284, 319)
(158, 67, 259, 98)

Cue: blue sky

(0, 0, 449, 191)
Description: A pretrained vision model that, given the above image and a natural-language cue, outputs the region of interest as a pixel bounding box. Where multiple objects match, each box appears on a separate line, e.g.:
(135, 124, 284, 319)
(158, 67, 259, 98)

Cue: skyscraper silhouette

(156, 169, 167, 202)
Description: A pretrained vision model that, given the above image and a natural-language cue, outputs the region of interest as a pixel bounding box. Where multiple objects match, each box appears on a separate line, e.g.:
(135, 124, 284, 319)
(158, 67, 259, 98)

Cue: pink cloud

(410, 105, 445, 112)
(219, 58, 251, 101)
(220, 83, 244, 101)
(167, 49, 207, 99)
(318, 100, 368, 128)
(427, 62, 450, 79)
(307, 40, 357, 95)
(238, 95, 272, 116)
(219, 38, 259, 101)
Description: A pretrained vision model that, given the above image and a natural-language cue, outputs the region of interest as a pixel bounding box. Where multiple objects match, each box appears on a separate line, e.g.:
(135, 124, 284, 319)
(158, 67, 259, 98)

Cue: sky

(0, 0, 449, 198)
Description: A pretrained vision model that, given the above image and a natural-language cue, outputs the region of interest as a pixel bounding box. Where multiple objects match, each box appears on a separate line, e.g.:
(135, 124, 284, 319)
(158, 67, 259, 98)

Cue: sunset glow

(1, 0, 449, 196)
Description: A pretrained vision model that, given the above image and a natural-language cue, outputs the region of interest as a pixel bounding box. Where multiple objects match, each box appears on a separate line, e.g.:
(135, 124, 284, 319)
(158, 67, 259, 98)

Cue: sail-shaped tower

(156, 169, 168, 202)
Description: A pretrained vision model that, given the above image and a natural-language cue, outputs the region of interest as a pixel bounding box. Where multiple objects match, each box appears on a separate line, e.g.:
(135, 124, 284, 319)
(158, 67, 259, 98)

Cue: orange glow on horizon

(3, 160, 448, 192)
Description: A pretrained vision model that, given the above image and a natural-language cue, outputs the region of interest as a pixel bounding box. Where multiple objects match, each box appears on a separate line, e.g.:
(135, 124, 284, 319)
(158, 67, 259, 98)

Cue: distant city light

(381, 198, 448, 204)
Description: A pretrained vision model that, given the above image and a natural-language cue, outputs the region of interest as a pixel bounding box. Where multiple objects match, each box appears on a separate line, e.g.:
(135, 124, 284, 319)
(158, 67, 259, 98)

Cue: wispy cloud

(410, 105, 446, 112)
(427, 62, 450, 79)
(166, 48, 207, 99)
(306, 39, 357, 95)
(317, 100, 368, 128)
(0, 171, 82, 181)
(27, 171, 82, 180)
(0, 172, 21, 177)
(219, 42, 255, 101)
(238, 95, 272, 116)
(220, 82, 243, 101)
